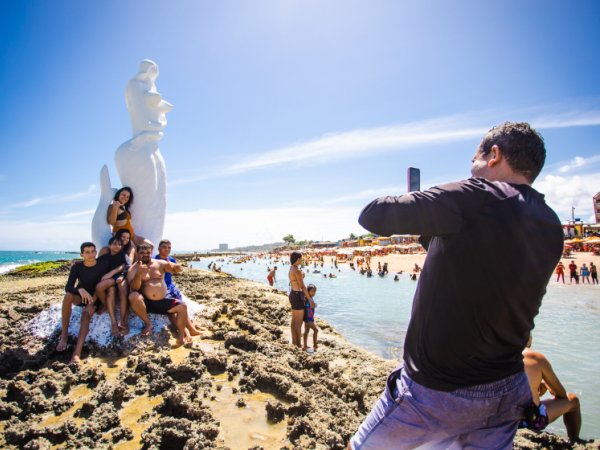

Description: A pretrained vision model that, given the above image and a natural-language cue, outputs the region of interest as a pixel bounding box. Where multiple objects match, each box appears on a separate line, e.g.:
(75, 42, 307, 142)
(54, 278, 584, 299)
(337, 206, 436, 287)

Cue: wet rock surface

(1, 268, 598, 449)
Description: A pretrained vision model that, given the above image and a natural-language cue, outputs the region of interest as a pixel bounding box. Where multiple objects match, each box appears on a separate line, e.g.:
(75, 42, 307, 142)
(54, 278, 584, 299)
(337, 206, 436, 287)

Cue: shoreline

(0, 263, 597, 448)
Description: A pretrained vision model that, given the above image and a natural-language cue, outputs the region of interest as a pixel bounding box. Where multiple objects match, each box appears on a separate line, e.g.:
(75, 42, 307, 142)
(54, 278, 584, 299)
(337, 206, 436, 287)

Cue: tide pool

(192, 256, 600, 439)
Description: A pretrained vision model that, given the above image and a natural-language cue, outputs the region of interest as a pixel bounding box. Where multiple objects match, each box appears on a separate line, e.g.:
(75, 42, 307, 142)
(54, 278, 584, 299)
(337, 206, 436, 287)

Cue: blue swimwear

(304, 298, 315, 323)
(154, 254, 182, 300)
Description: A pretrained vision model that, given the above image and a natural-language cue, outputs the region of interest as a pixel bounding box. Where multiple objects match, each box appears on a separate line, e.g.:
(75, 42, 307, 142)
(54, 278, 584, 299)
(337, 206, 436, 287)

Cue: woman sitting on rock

(107, 187, 153, 248)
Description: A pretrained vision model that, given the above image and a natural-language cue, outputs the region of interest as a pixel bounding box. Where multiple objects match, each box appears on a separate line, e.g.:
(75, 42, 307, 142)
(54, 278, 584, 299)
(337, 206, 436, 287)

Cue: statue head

(125, 59, 172, 138)
(137, 59, 158, 82)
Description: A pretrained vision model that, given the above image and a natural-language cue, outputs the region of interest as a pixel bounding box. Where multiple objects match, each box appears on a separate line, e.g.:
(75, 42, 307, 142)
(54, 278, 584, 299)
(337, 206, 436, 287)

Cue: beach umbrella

(584, 237, 600, 244)
(564, 238, 583, 244)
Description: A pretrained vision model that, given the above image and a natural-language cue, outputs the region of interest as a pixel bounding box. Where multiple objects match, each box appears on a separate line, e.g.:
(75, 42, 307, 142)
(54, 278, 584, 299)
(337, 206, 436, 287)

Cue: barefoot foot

(141, 323, 153, 336)
(56, 338, 68, 352)
(118, 323, 130, 336)
(69, 355, 81, 365)
(111, 323, 120, 336)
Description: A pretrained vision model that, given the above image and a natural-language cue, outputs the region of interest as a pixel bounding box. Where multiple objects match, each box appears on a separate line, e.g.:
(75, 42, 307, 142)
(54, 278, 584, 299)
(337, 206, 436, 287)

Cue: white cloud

(224, 117, 486, 175)
(169, 105, 600, 185)
(12, 198, 42, 208)
(7, 185, 97, 210)
(164, 207, 365, 250)
(61, 209, 95, 219)
(559, 156, 586, 173)
(0, 206, 367, 251)
(326, 185, 406, 204)
(0, 218, 91, 251)
(533, 172, 599, 222)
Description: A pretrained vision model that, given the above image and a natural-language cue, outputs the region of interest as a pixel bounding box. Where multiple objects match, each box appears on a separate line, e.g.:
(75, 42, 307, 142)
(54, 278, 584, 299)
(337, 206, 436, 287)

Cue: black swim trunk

(143, 296, 182, 315)
(289, 290, 305, 310)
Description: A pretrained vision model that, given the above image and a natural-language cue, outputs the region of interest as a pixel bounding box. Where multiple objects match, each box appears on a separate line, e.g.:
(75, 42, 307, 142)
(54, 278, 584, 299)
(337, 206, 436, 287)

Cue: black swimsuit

(289, 290, 305, 310)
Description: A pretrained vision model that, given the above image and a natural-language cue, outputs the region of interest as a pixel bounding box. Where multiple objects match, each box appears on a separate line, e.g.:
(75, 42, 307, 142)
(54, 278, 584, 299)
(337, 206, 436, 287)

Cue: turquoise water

(192, 256, 600, 439)
(0, 250, 78, 275)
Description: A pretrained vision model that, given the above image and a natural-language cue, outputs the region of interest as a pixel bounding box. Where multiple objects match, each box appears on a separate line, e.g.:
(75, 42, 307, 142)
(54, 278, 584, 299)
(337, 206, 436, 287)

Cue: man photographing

(349, 122, 563, 449)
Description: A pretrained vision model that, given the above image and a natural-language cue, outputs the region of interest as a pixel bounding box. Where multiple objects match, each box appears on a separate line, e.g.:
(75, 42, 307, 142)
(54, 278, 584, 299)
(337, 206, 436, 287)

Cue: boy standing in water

(303, 284, 318, 353)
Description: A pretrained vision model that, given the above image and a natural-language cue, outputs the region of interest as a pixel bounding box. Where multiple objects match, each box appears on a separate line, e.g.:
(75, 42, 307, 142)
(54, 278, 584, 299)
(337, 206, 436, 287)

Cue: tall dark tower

(407, 167, 420, 192)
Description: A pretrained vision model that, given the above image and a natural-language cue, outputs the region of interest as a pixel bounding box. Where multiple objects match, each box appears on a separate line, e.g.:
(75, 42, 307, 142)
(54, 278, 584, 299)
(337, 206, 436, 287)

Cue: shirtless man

(522, 335, 581, 442)
(267, 266, 277, 286)
(127, 243, 193, 345)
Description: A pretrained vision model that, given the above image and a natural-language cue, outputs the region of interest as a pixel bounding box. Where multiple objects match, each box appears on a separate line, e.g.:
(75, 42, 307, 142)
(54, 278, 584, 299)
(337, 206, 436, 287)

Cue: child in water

(303, 284, 318, 353)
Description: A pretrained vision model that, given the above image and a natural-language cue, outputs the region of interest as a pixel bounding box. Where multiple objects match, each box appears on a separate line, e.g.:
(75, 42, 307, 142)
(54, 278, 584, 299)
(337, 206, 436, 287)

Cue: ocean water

(0, 250, 79, 275)
(192, 256, 600, 440)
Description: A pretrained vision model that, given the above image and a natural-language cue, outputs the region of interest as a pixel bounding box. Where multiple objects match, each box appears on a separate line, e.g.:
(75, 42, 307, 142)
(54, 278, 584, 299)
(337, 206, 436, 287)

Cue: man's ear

(488, 144, 502, 167)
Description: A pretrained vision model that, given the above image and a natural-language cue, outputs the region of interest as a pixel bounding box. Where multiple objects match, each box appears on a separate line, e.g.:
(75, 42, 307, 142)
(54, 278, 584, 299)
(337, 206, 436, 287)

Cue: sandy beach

(343, 250, 600, 280)
(0, 259, 597, 449)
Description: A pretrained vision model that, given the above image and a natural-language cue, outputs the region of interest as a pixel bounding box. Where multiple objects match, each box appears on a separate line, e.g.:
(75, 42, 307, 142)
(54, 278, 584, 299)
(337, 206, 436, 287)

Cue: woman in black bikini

(106, 187, 152, 248)
(288, 252, 314, 348)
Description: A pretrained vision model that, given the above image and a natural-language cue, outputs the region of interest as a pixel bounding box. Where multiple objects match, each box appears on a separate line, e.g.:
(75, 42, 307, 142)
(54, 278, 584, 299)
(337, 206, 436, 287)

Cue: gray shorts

(350, 365, 532, 450)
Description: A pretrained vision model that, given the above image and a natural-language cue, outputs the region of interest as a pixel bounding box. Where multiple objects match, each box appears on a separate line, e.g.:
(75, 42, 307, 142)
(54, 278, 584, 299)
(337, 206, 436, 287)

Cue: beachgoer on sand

(288, 252, 314, 349)
(303, 284, 318, 353)
(520, 335, 582, 443)
(579, 263, 590, 284)
(349, 122, 563, 449)
(555, 261, 565, 283)
(591, 262, 598, 284)
(569, 261, 578, 284)
(128, 244, 198, 345)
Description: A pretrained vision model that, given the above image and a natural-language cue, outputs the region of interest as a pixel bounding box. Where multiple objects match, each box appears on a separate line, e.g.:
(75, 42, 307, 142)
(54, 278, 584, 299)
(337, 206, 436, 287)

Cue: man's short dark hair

(108, 236, 122, 246)
(479, 122, 546, 183)
(158, 239, 171, 248)
(80, 242, 96, 254)
(137, 243, 152, 253)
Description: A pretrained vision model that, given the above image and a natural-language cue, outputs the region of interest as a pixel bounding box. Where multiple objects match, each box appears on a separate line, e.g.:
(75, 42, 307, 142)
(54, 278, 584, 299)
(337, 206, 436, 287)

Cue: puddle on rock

(39, 383, 92, 428)
(95, 356, 128, 382)
(113, 394, 162, 450)
(211, 374, 289, 449)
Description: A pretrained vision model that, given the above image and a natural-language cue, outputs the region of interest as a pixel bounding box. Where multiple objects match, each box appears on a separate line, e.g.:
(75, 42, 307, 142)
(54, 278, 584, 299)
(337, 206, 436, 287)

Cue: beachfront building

(390, 234, 420, 245)
(594, 192, 600, 224)
(312, 241, 338, 249)
(374, 237, 391, 246)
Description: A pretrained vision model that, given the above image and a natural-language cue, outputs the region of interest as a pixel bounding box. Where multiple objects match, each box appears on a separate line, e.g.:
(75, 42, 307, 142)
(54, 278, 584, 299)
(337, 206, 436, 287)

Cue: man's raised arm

(358, 180, 485, 237)
(164, 260, 183, 274)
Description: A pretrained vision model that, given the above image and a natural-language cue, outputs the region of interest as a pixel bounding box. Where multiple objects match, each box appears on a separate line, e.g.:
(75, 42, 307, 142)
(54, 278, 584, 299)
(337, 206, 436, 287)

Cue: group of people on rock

(555, 260, 598, 284)
(57, 187, 199, 363)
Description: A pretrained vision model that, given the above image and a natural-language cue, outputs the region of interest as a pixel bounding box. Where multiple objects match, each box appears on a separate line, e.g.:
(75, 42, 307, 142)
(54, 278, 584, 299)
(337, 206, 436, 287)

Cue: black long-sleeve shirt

(359, 177, 563, 391)
(64, 260, 108, 296)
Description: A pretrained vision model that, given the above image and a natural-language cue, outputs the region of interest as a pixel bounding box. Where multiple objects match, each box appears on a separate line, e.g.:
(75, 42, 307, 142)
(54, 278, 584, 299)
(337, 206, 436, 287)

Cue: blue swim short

(350, 365, 532, 450)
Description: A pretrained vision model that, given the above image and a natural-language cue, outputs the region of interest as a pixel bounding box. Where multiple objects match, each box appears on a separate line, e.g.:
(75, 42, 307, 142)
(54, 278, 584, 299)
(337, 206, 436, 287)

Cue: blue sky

(0, 0, 599, 251)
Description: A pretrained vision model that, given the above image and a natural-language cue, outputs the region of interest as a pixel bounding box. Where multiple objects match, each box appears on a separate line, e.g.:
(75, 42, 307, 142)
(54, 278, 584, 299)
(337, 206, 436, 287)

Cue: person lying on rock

(127, 243, 198, 345)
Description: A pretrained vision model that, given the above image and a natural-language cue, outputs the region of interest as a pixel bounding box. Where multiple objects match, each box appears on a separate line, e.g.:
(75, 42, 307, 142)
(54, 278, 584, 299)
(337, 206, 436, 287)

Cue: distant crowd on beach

(57, 187, 199, 364)
(555, 260, 598, 284)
